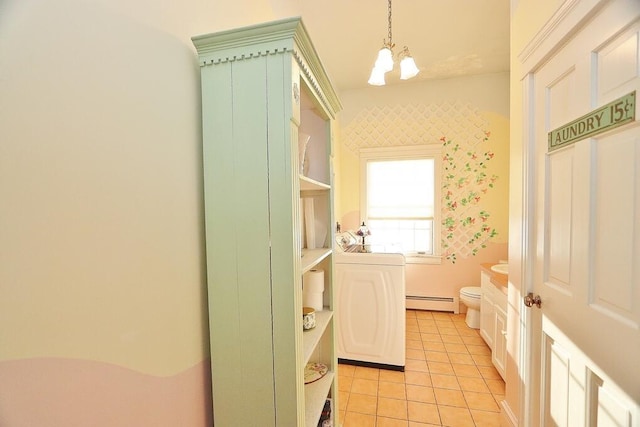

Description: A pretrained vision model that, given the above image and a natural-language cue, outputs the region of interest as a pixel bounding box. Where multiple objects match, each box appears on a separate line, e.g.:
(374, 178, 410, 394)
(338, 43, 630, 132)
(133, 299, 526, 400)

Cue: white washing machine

(334, 232, 406, 370)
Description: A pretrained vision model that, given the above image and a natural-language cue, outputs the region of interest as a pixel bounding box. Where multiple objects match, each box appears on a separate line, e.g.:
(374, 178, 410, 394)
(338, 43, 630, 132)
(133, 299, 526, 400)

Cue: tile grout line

(339, 310, 504, 426)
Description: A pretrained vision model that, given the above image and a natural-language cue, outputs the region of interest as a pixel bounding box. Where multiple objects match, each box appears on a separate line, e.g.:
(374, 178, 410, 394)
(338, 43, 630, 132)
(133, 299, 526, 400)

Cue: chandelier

(368, 0, 419, 86)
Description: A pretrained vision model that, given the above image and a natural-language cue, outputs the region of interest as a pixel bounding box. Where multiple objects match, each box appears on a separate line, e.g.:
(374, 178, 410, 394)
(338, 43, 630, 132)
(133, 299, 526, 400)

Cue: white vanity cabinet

(479, 273, 495, 349)
(492, 303, 507, 379)
(192, 17, 342, 427)
(480, 270, 507, 380)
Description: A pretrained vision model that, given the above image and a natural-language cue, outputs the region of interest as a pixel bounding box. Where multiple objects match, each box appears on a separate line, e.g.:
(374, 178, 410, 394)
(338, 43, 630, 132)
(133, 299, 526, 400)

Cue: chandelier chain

(387, 0, 393, 47)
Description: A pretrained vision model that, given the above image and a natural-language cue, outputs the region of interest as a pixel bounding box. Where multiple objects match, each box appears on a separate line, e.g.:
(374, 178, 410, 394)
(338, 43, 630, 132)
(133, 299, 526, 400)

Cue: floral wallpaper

(341, 102, 504, 263)
(441, 131, 498, 263)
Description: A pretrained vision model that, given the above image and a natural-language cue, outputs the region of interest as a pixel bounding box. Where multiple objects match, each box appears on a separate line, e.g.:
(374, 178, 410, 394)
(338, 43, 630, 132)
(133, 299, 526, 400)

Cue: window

(360, 145, 441, 263)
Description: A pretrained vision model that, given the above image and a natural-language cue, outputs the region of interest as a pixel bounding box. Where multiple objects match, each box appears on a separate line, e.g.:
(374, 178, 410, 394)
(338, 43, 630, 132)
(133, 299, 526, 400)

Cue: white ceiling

(300, 0, 511, 92)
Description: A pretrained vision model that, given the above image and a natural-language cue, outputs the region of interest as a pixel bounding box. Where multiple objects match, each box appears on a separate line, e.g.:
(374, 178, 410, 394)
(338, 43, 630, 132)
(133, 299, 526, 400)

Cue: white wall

(0, 0, 299, 425)
(339, 72, 510, 123)
(0, 0, 211, 375)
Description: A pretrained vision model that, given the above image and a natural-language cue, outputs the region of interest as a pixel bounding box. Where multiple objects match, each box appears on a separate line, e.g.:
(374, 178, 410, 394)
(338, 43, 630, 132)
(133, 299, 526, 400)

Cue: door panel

(480, 293, 495, 348)
(527, 2, 640, 424)
(542, 333, 573, 427)
(598, 26, 640, 102)
(545, 148, 573, 290)
(492, 305, 507, 380)
(548, 67, 580, 129)
(592, 134, 638, 323)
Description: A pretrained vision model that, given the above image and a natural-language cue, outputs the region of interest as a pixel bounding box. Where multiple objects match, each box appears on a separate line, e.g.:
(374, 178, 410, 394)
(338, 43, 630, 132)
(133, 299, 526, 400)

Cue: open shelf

(300, 175, 330, 191)
(302, 309, 333, 364)
(304, 371, 334, 427)
(301, 248, 332, 273)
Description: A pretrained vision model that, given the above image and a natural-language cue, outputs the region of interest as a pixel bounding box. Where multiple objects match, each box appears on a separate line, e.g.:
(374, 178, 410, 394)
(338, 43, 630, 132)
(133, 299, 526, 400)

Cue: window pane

(368, 219, 433, 254)
(367, 159, 434, 218)
(362, 148, 441, 257)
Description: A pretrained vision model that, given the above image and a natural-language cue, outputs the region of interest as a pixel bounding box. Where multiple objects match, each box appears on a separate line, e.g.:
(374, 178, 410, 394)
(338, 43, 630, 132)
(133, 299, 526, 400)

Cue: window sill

(405, 255, 442, 265)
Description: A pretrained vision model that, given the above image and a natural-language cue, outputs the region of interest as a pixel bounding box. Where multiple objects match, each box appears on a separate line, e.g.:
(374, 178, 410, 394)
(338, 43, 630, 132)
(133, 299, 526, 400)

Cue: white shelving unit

(193, 17, 342, 427)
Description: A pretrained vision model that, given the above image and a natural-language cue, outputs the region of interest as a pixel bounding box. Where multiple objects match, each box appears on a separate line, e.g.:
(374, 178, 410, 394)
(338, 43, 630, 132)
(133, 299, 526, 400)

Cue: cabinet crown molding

(192, 16, 342, 117)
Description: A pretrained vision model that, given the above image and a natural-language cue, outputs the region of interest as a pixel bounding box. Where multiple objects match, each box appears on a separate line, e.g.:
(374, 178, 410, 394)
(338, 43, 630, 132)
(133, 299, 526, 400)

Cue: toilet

(460, 286, 482, 329)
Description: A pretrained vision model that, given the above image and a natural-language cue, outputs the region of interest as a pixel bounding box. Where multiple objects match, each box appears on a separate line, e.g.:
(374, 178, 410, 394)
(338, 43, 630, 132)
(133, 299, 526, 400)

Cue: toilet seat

(460, 286, 481, 298)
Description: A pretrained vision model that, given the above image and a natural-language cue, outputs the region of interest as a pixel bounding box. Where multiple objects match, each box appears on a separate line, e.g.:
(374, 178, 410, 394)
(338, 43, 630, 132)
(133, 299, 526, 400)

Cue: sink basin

(491, 263, 509, 275)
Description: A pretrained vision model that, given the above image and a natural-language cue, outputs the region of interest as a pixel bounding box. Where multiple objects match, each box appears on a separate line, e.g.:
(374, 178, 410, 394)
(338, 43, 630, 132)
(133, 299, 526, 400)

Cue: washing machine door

(335, 262, 405, 368)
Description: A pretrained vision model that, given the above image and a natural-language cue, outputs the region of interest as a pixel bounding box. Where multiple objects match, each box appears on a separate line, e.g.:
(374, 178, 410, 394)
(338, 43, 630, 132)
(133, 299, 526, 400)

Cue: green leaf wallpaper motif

(341, 102, 505, 263)
(441, 131, 498, 263)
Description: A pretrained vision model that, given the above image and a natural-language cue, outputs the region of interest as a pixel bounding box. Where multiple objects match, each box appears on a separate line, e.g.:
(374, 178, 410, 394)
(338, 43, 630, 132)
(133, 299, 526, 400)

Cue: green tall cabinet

(192, 17, 342, 426)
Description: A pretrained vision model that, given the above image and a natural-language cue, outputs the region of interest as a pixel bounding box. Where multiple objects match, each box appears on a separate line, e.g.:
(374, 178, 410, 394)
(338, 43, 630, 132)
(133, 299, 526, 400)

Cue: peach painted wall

(0, 0, 301, 425)
(334, 73, 509, 302)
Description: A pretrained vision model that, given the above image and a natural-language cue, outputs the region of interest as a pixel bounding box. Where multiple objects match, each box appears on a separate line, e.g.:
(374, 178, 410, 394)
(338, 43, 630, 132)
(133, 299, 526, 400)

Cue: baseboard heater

(406, 295, 459, 313)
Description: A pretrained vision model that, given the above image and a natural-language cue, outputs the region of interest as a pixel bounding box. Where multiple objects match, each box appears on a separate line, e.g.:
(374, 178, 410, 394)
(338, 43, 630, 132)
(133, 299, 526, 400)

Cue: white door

(524, 1, 640, 425)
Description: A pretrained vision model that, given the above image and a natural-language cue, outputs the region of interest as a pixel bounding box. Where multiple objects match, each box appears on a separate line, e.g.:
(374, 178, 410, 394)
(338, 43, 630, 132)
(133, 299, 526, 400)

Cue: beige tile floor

(337, 310, 505, 427)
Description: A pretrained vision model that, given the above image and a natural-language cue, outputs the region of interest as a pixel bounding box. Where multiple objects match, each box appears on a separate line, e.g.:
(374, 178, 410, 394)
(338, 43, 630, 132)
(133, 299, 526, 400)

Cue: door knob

(524, 292, 542, 308)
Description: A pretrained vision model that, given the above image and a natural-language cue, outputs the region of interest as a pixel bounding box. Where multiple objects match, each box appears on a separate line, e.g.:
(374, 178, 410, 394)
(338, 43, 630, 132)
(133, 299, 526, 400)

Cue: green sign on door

(548, 91, 636, 151)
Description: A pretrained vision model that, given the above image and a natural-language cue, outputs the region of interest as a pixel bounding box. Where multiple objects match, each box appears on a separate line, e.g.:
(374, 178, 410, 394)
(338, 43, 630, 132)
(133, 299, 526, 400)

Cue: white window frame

(360, 145, 442, 265)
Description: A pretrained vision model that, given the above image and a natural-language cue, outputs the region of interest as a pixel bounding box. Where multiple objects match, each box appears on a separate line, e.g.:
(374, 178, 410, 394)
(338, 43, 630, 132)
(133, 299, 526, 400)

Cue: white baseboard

(500, 399, 518, 426)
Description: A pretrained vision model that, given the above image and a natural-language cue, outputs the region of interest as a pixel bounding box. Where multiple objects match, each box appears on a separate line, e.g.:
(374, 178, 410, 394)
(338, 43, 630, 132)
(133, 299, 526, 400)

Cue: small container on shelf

(317, 398, 332, 427)
(303, 307, 316, 330)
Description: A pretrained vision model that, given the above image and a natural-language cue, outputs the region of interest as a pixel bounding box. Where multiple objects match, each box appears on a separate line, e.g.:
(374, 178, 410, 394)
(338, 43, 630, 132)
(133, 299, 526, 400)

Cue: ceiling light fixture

(368, 0, 419, 86)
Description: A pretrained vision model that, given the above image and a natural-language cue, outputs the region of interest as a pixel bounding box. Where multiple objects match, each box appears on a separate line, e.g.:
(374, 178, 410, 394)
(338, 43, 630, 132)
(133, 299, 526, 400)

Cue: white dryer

(334, 232, 406, 370)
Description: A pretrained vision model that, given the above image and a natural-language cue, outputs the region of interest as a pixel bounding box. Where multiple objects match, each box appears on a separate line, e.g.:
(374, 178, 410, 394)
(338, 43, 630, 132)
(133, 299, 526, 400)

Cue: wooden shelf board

(300, 175, 330, 191)
(304, 371, 334, 427)
(301, 248, 332, 273)
(302, 309, 333, 364)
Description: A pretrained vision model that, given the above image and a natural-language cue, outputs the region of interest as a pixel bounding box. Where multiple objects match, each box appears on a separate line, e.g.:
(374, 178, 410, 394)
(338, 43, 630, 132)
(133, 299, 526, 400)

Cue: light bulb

(368, 66, 386, 86)
(400, 55, 419, 80)
(375, 47, 394, 73)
